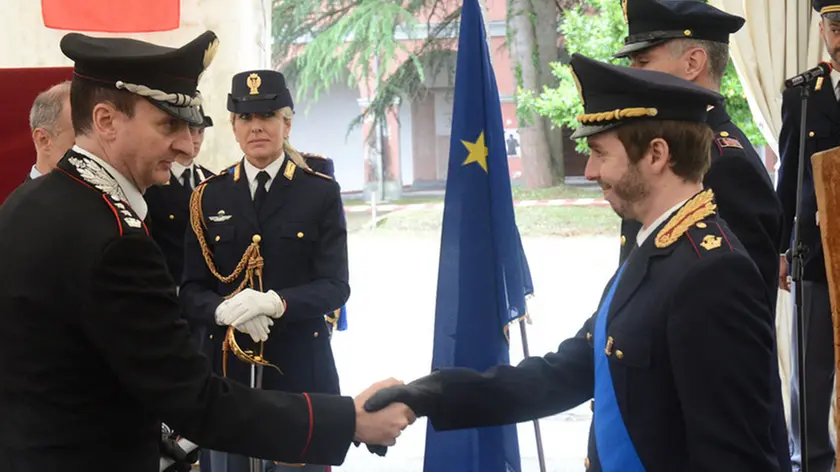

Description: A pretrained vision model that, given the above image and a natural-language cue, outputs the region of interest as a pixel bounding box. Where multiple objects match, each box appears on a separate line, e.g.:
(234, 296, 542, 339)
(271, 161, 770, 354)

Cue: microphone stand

(791, 81, 811, 472)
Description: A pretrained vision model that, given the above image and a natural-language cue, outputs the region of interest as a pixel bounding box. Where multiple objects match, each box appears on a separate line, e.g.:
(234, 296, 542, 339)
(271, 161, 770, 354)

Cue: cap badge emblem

(247, 73, 262, 95)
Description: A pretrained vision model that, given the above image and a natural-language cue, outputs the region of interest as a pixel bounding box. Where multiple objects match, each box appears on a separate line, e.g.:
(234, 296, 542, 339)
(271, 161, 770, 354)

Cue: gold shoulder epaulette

(302, 167, 333, 181)
(654, 189, 717, 248)
(685, 221, 732, 254)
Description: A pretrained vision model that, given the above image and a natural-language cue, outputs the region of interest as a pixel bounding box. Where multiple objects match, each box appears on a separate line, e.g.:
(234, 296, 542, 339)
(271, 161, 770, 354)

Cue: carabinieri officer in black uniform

(0, 31, 406, 472)
(364, 54, 787, 471)
(778, 2, 840, 470)
(180, 69, 349, 472)
(613, 0, 783, 308)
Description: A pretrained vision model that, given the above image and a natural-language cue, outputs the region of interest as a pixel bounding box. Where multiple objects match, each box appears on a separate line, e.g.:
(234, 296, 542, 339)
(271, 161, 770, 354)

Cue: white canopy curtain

(710, 0, 834, 446)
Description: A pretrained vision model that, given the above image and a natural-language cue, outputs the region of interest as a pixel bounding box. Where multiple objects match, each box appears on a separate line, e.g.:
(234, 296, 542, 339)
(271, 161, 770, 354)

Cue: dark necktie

(180, 168, 191, 188)
(253, 171, 270, 213)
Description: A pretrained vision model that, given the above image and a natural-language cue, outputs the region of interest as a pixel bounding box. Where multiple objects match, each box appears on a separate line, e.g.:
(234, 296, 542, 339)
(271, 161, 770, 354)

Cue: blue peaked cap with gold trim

(815, 0, 840, 21)
(227, 70, 294, 114)
(569, 53, 723, 139)
(615, 0, 744, 58)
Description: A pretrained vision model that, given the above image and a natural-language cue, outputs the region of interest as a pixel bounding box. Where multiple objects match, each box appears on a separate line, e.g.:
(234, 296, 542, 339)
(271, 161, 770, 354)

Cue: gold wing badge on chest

(654, 189, 717, 248)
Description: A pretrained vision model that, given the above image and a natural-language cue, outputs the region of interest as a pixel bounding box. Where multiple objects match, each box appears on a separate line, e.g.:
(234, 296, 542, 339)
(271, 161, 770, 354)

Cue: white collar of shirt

(171, 161, 193, 183)
(831, 67, 840, 99)
(635, 198, 689, 248)
(72, 145, 148, 220)
(242, 154, 285, 198)
(29, 165, 42, 179)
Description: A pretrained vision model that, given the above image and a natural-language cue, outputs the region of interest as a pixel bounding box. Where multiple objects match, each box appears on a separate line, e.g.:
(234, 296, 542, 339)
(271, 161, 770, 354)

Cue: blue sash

(593, 262, 646, 472)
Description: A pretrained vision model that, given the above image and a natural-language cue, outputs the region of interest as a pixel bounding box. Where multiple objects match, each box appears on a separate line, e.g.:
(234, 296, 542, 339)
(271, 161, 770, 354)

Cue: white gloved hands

(213, 289, 286, 343)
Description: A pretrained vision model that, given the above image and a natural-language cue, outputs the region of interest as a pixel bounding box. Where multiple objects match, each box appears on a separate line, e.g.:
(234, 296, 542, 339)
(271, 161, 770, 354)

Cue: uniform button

(215, 235, 221, 242)
(620, 235, 626, 246)
(696, 222, 707, 228)
(585, 457, 591, 469)
(719, 131, 729, 137)
(683, 29, 691, 36)
(616, 350, 624, 359)
(586, 332, 592, 341)
(169, 214, 175, 220)
(297, 232, 304, 239)
(209, 334, 213, 340)
(313, 331, 319, 338)
(809, 131, 815, 137)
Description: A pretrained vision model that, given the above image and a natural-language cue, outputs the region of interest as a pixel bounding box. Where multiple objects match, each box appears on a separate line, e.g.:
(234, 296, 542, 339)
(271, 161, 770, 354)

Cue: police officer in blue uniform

(364, 54, 786, 471)
(144, 103, 215, 287)
(778, 3, 840, 470)
(180, 69, 349, 472)
(614, 0, 783, 309)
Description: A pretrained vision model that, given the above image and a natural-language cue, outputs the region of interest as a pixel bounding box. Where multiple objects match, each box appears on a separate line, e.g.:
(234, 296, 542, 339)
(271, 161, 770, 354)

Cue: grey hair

(29, 81, 71, 134)
(667, 39, 730, 87)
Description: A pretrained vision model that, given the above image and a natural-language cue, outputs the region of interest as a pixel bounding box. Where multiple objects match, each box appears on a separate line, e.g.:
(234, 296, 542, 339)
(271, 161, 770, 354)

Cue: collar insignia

(655, 189, 717, 248)
(284, 161, 296, 180)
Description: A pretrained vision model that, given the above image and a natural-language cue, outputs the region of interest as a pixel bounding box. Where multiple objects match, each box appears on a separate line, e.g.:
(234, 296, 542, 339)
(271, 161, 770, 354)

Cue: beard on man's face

(603, 163, 649, 221)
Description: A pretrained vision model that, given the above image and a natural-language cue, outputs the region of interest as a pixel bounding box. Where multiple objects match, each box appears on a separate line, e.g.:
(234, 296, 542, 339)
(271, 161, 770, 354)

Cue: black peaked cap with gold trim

(569, 53, 723, 139)
(615, 0, 744, 58)
(227, 70, 294, 114)
(60, 31, 219, 127)
(815, 0, 840, 21)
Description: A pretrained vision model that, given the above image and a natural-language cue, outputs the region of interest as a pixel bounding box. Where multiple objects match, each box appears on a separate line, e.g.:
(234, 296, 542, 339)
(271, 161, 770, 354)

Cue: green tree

(517, 0, 765, 152)
(272, 0, 565, 189)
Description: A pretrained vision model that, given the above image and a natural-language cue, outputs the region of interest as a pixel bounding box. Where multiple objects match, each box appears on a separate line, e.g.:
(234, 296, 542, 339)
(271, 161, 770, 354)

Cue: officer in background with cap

(613, 0, 783, 309)
(144, 99, 215, 291)
(181, 69, 349, 472)
(144, 99, 216, 472)
(778, 2, 840, 470)
(0, 32, 412, 471)
(363, 53, 786, 471)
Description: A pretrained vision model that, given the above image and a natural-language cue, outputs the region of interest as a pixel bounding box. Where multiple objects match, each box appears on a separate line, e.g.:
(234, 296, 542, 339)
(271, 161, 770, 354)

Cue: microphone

(785, 62, 832, 88)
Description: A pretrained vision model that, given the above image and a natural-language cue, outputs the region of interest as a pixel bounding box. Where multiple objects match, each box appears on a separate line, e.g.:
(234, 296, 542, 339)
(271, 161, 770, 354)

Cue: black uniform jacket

(180, 155, 349, 394)
(620, 105, 782, 304)
(0, 151, 355, 471)
(414, 191, 784, 472)
(144, 165, 214, 284)
(777, 73, 840, 282)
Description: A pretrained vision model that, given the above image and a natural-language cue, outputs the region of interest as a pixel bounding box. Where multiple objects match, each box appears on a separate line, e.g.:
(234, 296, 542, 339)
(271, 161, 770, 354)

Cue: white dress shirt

(242, 155, 285, 199)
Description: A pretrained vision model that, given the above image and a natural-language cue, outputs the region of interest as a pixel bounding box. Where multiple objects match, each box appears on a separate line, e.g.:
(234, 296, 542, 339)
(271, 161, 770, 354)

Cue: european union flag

(423, 0, 530, 471)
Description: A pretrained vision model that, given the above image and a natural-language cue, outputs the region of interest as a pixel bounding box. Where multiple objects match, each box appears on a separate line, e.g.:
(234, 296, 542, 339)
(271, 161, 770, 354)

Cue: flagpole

(519, 316, 547, 472)
(472, 0, 549, 469)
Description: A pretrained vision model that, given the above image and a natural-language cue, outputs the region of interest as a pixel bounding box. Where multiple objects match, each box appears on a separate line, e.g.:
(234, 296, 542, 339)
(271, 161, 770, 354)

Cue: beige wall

(0, 0, 273, 172)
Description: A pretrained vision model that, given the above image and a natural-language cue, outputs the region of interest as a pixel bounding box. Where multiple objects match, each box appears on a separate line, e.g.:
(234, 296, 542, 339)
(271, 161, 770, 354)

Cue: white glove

(214, 288, 285, 327)
(236, 315, 273, 343)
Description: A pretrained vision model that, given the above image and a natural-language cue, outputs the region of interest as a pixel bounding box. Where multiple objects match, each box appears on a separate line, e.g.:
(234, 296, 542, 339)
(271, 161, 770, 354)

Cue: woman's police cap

(569, 53, 723, 139)
(615, 0, 745, 58)
(227, 70, 294, 114)
(815, 0, 840, 21)
(60, 31, 219, 127)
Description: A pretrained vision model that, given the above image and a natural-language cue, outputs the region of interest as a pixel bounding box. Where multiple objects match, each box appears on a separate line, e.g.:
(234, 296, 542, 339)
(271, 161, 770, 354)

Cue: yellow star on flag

(461, 131, 488, 173)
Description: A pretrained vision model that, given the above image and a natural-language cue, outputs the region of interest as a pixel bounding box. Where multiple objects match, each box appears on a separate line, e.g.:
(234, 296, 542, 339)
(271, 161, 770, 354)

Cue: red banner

(42, 0, 179, 33)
